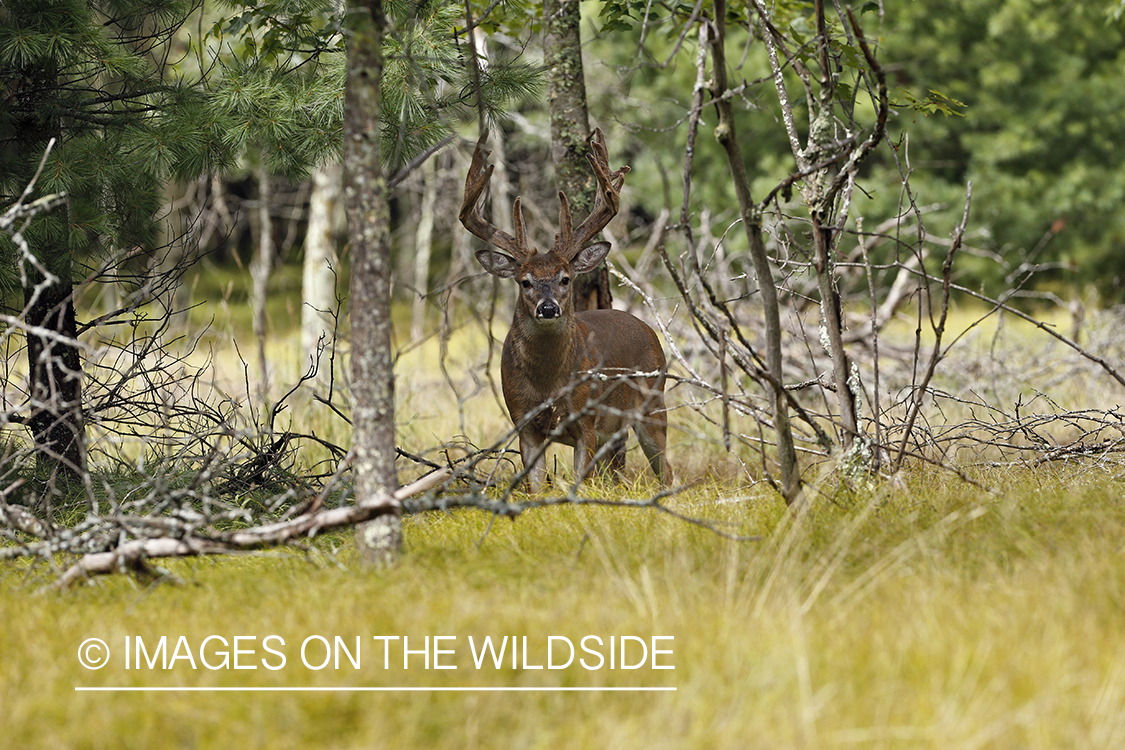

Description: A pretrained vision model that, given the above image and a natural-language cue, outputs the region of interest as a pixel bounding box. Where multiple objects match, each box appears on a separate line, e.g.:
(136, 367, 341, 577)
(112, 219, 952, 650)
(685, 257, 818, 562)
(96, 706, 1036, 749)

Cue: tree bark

(805, 0, 858, 450)
(24, 276, 85, 487)
(250, 162, 274, 402)
(812, 214, 858, 447)
(302, 161, 343, 386)
(708, 5, 801, 504)
(543, 0, 612, 312)
(14, 58, 86, 493)
(344, 0, 401, 564)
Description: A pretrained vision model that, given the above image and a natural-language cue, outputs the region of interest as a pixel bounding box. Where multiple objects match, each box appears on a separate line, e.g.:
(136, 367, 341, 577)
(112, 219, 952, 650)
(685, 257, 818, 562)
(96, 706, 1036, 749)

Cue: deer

(460, 128, 670, 492)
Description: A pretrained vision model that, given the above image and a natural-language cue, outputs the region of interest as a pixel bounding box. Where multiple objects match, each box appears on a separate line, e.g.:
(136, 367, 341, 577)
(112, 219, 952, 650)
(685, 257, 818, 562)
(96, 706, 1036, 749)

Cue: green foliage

(204, 0, 344, 177)
(895, 88, 968, 118)
(0, 0, 230, 284)
(208, 0, 543, 176)
(209, 0, 341, 62)
(1, 0, 541, 291)
(586, 0, 1125, 298)
(869, 0, 1125, 295)
(379, 0, 542, 167)
(207, 53, 345, 177)
(597, 0, 703, 34)
(470, 0, 541, 37)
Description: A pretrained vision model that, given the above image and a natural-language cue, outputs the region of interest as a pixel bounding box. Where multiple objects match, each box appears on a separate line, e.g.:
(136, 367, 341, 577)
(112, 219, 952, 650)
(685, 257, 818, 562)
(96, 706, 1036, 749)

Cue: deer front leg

(572, 422, 598, 486)
(518, 431, 548, 493)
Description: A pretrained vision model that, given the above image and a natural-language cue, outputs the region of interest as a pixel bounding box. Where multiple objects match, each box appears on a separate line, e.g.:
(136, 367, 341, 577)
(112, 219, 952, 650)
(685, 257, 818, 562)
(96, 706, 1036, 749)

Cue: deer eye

(560, 277, 570, 286)
(521, 280, 532, 289)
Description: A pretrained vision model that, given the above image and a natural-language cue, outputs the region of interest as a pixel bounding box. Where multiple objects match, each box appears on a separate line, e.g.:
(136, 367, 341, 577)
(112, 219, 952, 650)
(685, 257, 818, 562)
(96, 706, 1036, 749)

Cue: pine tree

(0, 0, 226, 485)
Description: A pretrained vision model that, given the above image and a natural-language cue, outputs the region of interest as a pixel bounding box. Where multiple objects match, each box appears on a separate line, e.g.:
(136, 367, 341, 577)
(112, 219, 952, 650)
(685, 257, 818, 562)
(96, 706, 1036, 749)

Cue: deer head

(459, 128, 630, 324)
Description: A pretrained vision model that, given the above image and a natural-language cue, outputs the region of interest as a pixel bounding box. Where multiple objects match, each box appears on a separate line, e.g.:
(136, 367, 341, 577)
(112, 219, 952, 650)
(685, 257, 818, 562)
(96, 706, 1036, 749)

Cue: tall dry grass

(4, 466, 1125, 748)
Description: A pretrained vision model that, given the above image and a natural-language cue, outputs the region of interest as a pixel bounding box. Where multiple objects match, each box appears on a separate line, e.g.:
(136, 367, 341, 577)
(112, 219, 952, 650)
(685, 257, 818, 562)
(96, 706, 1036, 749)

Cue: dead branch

(47, 468, 452, 589)
(893, 183, 972, 471)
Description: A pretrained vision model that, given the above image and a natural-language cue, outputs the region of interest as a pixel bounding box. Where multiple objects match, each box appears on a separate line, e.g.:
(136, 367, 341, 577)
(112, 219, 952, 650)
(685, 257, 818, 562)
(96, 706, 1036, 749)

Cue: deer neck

(509, 309, 584, 385)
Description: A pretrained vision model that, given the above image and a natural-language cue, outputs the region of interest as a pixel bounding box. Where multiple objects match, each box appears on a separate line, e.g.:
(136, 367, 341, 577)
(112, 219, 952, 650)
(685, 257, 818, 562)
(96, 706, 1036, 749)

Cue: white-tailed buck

(461, 128, 670, 491)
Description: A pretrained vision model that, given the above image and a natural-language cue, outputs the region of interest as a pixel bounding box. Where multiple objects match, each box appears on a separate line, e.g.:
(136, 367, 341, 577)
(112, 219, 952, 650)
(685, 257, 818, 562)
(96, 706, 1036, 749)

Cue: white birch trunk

(302, 162, 343, 385)
(250, 163, 273, 402)
(410, 157, 437, 341)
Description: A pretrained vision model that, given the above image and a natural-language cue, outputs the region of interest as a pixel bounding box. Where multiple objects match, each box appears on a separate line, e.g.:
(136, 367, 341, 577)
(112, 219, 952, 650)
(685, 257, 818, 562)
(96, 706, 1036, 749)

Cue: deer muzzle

(536, 300, 562, 320)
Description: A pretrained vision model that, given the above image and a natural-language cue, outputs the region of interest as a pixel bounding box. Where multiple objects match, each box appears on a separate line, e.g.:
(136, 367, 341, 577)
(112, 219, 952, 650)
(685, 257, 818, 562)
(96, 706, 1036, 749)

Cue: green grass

(4, 467, 1125, 748)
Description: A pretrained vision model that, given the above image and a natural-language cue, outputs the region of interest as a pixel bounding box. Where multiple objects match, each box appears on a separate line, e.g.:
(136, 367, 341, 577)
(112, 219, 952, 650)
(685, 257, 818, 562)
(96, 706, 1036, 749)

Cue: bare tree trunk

(344, 0, 401, 564)
(805, 0, 858, 449)
(410, 156, 436, 341)
(24, 276, 85, 488)
(250, 162, 273, 402)
(812, 213, 859, 447)
(302, 162, 343, 385)
(543, 0, 612, 312)
(708, 4, 801, 504)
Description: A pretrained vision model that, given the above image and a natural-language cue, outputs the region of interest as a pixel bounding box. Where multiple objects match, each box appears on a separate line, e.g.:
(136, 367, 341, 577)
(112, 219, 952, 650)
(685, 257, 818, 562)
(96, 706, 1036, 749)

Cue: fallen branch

(404, 483, 762, 544)
(49, 468, 452, 589)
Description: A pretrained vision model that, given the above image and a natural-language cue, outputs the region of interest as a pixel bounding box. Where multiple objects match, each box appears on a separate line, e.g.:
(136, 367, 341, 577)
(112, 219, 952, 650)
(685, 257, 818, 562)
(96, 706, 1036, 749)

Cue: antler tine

(459, 135, 530, 258)
(511, 197, 530, 256)
(556, 190, 573, 251)
(559, 127, 631, 260)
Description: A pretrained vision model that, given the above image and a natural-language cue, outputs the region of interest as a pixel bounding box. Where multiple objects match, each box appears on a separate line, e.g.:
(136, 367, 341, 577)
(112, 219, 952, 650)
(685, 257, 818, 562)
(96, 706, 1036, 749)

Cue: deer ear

(476, 249, 519, 278)
(571, 242, 611, 274)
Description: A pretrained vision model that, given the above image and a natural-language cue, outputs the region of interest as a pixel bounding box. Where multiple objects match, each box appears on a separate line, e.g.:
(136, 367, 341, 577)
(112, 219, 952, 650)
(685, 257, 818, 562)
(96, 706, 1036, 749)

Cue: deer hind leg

(635, 408, 671, 485)
(571, 421, 599, 486)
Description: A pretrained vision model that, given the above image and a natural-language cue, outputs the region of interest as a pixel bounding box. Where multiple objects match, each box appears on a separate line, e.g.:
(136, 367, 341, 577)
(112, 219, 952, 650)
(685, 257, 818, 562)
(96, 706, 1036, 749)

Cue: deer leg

(572, 423, 598, 486)
(518, 431, 548, 493)
(635, 412, 671, 485)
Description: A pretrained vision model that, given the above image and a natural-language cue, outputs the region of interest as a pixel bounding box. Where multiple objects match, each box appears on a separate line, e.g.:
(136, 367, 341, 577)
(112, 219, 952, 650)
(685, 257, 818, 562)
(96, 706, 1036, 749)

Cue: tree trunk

(410, 156, 437, 341)
(708, 4, 802, 504)
(302, 161, 343, 386)
(250, 162, 273, 402)
(812, 214, 858, 448)
(344, 0, 401, 564)
(15, 59, 86, 495)
(805, 0, 858, 451)
(543, 0, 612, 312)
(24, 276, 85, 487)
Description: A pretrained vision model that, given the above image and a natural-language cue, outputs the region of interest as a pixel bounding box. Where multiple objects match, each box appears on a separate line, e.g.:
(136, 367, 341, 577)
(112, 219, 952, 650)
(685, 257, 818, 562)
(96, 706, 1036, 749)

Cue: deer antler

(459, 134, 532, 259)
(555, 128, 631, 261)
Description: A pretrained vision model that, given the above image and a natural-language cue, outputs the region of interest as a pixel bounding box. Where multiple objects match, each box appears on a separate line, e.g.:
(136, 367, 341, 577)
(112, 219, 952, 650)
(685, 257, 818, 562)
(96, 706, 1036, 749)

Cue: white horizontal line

(75, 686, 676, 692)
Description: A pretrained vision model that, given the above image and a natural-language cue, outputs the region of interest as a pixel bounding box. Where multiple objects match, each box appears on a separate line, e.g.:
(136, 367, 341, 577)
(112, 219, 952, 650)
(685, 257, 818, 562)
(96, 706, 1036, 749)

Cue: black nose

(538, 302, 560, 319)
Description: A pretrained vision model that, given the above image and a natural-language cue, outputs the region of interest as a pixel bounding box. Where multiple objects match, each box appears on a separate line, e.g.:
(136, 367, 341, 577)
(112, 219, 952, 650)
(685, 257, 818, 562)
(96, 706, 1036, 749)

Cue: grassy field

(5, 268, 1125, 747)
(4, 468, 1125, 748)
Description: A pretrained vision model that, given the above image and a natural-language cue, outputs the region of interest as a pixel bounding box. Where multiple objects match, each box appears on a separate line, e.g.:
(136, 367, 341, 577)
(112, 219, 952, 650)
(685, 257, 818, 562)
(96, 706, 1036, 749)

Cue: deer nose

(537, 301, 561, 319)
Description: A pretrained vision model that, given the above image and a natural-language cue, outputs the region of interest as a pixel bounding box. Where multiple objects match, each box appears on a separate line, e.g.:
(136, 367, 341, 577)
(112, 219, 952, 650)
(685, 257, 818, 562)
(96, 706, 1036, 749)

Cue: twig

(893, 183, 972, 472)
